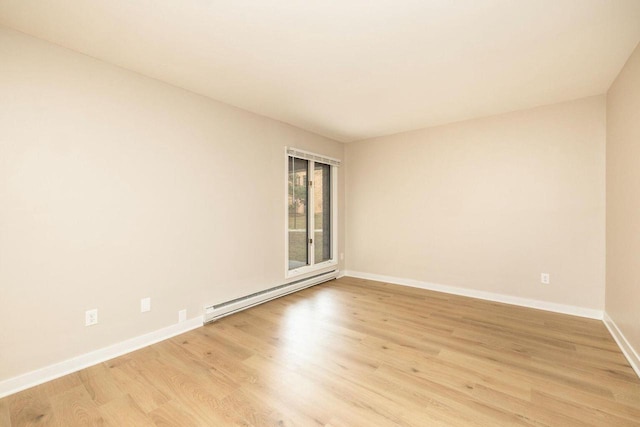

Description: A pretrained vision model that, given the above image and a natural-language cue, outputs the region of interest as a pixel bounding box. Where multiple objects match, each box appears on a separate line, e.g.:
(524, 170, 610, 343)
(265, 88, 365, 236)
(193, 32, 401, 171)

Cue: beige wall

(0, 27, 344, 381)
(606, 43, 640, 355)
(346, 96, 606, 310)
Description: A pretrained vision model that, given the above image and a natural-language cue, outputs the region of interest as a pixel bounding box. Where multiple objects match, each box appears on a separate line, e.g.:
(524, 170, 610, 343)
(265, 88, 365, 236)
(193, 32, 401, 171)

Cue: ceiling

(1, 1, 639, 142)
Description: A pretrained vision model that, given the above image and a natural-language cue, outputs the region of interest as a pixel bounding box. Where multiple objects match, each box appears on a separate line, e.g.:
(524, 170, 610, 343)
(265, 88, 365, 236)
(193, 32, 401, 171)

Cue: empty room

(1, 0, 640, 425)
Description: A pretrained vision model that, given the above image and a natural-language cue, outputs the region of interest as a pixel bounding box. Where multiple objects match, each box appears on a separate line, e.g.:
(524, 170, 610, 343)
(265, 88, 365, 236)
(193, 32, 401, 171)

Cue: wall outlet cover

(178, 309, 187, 323)
(141, 297, 151, 313)
(85, 309, 98, 326)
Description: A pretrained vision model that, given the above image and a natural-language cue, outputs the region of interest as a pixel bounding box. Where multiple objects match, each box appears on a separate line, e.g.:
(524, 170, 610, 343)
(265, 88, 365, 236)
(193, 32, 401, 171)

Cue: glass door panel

(288, 157, 308, 270)
(314, 162, 331, 263)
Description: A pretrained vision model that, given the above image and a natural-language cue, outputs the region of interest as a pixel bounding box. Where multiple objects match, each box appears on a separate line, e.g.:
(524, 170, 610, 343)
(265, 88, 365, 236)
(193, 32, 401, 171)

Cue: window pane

(288, 157, 308, 270)
(314, 162, 331, 263)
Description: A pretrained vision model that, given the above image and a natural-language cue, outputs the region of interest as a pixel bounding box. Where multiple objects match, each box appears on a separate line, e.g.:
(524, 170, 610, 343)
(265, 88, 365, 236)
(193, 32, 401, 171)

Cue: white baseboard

(0, 316, 203, 399)
(603, 313, 640, 379)
(343, 270, 603, 320)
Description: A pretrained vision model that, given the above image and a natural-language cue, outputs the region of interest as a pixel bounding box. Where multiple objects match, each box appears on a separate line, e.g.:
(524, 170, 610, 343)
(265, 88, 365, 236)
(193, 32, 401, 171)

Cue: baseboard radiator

(204, 269, 338, 323)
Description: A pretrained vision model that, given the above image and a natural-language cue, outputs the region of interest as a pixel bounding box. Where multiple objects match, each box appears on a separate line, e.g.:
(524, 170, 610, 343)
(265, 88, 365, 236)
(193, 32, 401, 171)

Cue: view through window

(287, 150, 336, 273)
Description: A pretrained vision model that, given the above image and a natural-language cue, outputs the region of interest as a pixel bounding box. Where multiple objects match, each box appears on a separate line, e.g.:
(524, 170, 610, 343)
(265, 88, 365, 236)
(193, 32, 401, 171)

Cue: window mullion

(308, 160, 315, 267)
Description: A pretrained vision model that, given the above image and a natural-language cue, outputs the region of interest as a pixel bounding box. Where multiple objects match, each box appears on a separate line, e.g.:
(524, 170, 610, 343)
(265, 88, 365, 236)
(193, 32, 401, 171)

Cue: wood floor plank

(98, 395, 155, 427)
(1, 277, 639, 426)
(0, 398, 11, 427)
(239, 381, 327, 427)
(439, 347, 617, 398)
(375, 362, 539, 426)
(363, 337, 533, 402)
(147, 398, 226, 427)
(530, 389, 639, 426)
(241, 353, 343, 425)
(8, 387, 59, 427)
(36, 374, 82, 399)
(106, 359, 170, 413)
(467, 383, 589, 427)
(216, 389, 288, 426)
(78, 363, 125, 407)
(48, 385, 104, 426)
(530, 380, 640, 422)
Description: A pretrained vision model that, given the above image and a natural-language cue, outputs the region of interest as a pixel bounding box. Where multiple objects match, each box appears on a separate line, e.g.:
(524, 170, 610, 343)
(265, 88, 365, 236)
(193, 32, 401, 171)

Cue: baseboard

(603, 312, 640, 379)
(343, 270, 603, 320)
(0, 316, 203, 399)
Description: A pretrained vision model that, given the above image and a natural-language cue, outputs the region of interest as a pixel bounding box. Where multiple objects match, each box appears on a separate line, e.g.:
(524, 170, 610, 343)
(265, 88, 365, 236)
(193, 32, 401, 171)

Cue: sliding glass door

(286, 149, 338, 276)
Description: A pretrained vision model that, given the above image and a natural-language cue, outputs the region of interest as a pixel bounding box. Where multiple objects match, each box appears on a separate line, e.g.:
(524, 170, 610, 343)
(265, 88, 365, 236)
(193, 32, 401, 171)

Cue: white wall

(0, 26, 344, 382)
(345, 96, 606, 312)
(606, 42, 640, 368)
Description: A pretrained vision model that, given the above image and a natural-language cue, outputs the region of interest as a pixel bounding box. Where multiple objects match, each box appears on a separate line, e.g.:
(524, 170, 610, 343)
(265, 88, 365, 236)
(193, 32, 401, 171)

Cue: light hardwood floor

(2, 277, 639, 426)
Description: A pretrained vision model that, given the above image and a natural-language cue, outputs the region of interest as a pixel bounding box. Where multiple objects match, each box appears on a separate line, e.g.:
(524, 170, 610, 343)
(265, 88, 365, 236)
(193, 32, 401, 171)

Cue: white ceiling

(1, 0, 640, 142)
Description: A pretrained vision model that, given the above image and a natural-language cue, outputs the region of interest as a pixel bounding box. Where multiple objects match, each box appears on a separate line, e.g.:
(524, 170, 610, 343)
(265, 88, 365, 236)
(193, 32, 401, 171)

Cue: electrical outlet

(178, 309, 187, 323)
(141, 297, 151, 313)
(340, 252, 344, 261)
(541, 273, 550, 285)
(85, 309, 98, 326)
